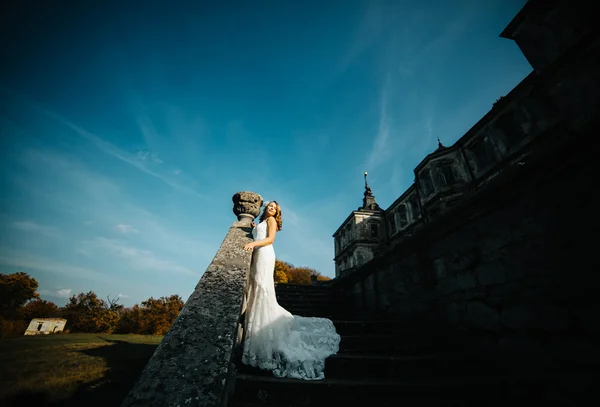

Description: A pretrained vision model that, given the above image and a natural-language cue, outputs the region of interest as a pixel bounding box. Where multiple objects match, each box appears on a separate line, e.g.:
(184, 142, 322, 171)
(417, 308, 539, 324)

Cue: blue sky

(0, 0, 531, 307)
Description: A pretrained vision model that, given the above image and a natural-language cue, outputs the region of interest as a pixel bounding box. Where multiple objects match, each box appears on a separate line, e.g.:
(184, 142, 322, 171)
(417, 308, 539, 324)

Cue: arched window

(389, 214, 397, 234)
(408, 196, 420, 220)
(438, 162, 456, 185)
(420, 169, 434, 196)
(398, 206, 408, 228)
(370, 223, 379, 237)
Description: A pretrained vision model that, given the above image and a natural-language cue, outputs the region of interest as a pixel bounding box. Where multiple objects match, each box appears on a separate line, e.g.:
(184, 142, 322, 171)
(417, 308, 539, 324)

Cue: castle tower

(332, 172, 386, 278)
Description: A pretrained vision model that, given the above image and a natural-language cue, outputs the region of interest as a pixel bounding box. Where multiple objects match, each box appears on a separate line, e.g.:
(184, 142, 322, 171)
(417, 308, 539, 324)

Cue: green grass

(0, 333, 162, 407)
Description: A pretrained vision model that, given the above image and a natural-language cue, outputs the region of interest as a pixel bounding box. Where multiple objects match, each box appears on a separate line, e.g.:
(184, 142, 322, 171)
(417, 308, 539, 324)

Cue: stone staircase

(230, 284, 515, 406)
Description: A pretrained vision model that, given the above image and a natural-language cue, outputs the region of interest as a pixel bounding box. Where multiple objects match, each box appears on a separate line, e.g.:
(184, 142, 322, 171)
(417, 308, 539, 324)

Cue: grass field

(0, 333, 162, 407)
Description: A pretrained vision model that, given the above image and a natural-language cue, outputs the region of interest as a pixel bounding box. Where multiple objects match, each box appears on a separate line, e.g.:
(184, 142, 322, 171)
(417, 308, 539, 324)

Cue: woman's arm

(243, 217, 277, 251)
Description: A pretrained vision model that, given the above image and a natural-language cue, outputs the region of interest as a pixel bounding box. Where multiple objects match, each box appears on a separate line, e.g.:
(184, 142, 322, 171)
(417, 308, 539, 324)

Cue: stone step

(236, 352, 500, 380)
(332, 320, 407, 335)
(275, 292, 334, 300)
(281, 310, 342, 318)
(324, 352, 505, 379)
(277, 303, 341, 313)
(276, 294, 337, 303)
(338, 334, 443, 353)
(275, 287, 334, 296)
(275, 283, 333, 290)
(276, 297, 340, 306)
(275, 285, 333, 292)
(286, 310, 343, 319)
(275, 291, 334, 299)
(232, 368, 596, 406)
(230, 373, 507, 406)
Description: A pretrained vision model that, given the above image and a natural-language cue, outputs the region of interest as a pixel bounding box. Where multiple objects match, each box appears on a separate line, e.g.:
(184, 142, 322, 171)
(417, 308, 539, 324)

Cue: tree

(0, 272, 39, 316)
(307, 268, 332, 282)
(20, 299, 59, 321)
(289, 267, 312, 285)
(273, 260, 294, 283)
(117, 304, 146, 334)
(274, 269, 288, 284)
(62, 291, 119, 333)
(106, 295, 125, 313)
(138, 295, 184, 335)
(274, 260, 333, 285)
(274, 260, 292, 284)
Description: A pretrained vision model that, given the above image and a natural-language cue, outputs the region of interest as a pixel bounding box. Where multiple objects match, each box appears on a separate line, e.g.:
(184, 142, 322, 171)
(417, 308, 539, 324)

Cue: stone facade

(334, 0, 599, 274)
(333, 173, 386, 277)
(333, 0, 600, 360)
(24, 318, 66, 335)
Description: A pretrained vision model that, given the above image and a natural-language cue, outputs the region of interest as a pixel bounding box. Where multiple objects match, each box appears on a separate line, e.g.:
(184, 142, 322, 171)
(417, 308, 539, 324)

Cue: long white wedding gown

(241, 220, 341, 380)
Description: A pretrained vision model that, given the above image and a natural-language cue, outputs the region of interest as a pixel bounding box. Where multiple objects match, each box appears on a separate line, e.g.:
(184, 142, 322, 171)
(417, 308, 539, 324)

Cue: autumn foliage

(273, 260, 332, 285)
(0, 272, 184, 337)
(1, 260, 329, 337)
(117, 295, 184, 335)
(0, 272, 39, 318)
(19, 299, 60, 321)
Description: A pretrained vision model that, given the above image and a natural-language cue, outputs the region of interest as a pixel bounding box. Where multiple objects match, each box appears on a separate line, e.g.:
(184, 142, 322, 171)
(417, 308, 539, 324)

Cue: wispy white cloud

(56, 288, 72, 298)
(38, 288, 72, 298)
(0, 247, 108, 283)
(11, 221, 60, 237)
(8, 148, 213, 280)
(388, 2, 484, 79)
(116, 224, 140, 234)
(23, 100, 205, 199)
(281, 205, 300, 228)
(136, 149, 163, 164)
(336, 2, 393, 76)
(364, 75, 392, 170)
(117, 292, 129, 298)
(134, 108, 162, 153)
(81, 237, 197, 276)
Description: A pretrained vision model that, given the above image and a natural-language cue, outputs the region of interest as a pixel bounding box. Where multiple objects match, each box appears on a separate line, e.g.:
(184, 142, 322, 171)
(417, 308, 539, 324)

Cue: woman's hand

(251, 222, 256, 228)
(243, 242, 255, 251)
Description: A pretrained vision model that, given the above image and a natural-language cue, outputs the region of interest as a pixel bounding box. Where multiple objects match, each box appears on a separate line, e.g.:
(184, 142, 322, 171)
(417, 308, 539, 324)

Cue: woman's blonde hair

(260, 201, 282, 231)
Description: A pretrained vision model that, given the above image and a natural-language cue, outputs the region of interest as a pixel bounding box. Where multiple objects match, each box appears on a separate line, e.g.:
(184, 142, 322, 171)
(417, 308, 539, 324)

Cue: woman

(242, 201, 340, 380)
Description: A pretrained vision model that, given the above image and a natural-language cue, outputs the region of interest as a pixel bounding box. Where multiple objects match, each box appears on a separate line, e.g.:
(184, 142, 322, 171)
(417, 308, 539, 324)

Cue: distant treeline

(274, 260, 331, 284)
(1, 261, 330, 337)
(0, 272, 183, 338)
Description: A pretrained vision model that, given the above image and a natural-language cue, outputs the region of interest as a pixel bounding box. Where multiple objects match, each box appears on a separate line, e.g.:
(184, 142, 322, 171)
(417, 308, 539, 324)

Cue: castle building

(333, 0, 599, 278)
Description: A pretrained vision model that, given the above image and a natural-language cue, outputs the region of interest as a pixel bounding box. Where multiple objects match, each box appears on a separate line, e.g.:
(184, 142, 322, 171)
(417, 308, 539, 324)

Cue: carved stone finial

(437, 137, 445, 149)
(232, 191, 263, 225)
(361, 172, 380, 211)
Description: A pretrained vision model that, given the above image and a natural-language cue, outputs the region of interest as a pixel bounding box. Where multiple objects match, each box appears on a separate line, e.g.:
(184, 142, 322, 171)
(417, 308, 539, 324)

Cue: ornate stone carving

(232, 191, 263, 224)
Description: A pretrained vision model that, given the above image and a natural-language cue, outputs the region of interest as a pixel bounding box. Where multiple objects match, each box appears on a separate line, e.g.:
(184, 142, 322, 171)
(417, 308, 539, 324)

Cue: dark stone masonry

(121, 192, 262, 407)
(335, 127, 599, 364)
(332, 0, 600, 376)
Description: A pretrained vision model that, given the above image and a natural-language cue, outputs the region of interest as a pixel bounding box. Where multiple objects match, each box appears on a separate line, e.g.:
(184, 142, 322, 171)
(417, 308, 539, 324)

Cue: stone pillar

(121, 192, 262, 407)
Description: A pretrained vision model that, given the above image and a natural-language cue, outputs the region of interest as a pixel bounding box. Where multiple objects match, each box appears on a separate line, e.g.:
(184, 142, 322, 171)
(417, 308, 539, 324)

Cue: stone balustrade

(121, 191, 262, 407)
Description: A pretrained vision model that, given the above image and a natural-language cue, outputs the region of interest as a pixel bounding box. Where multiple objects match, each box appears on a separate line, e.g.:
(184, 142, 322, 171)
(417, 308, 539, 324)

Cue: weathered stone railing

(121, 191, 262, 407)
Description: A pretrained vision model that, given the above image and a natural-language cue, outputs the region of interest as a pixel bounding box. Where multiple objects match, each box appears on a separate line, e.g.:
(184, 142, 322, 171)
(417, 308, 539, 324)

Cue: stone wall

(122, 192, 261, 407)
(334, 122, 600, 363)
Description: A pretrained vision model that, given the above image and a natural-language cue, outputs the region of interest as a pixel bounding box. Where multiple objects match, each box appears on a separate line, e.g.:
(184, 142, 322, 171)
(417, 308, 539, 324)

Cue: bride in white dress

(242, 201, 340, 380)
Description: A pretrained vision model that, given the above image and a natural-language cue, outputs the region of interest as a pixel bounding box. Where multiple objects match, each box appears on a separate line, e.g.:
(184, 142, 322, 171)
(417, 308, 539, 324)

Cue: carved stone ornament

(232, 191, 263, 224)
